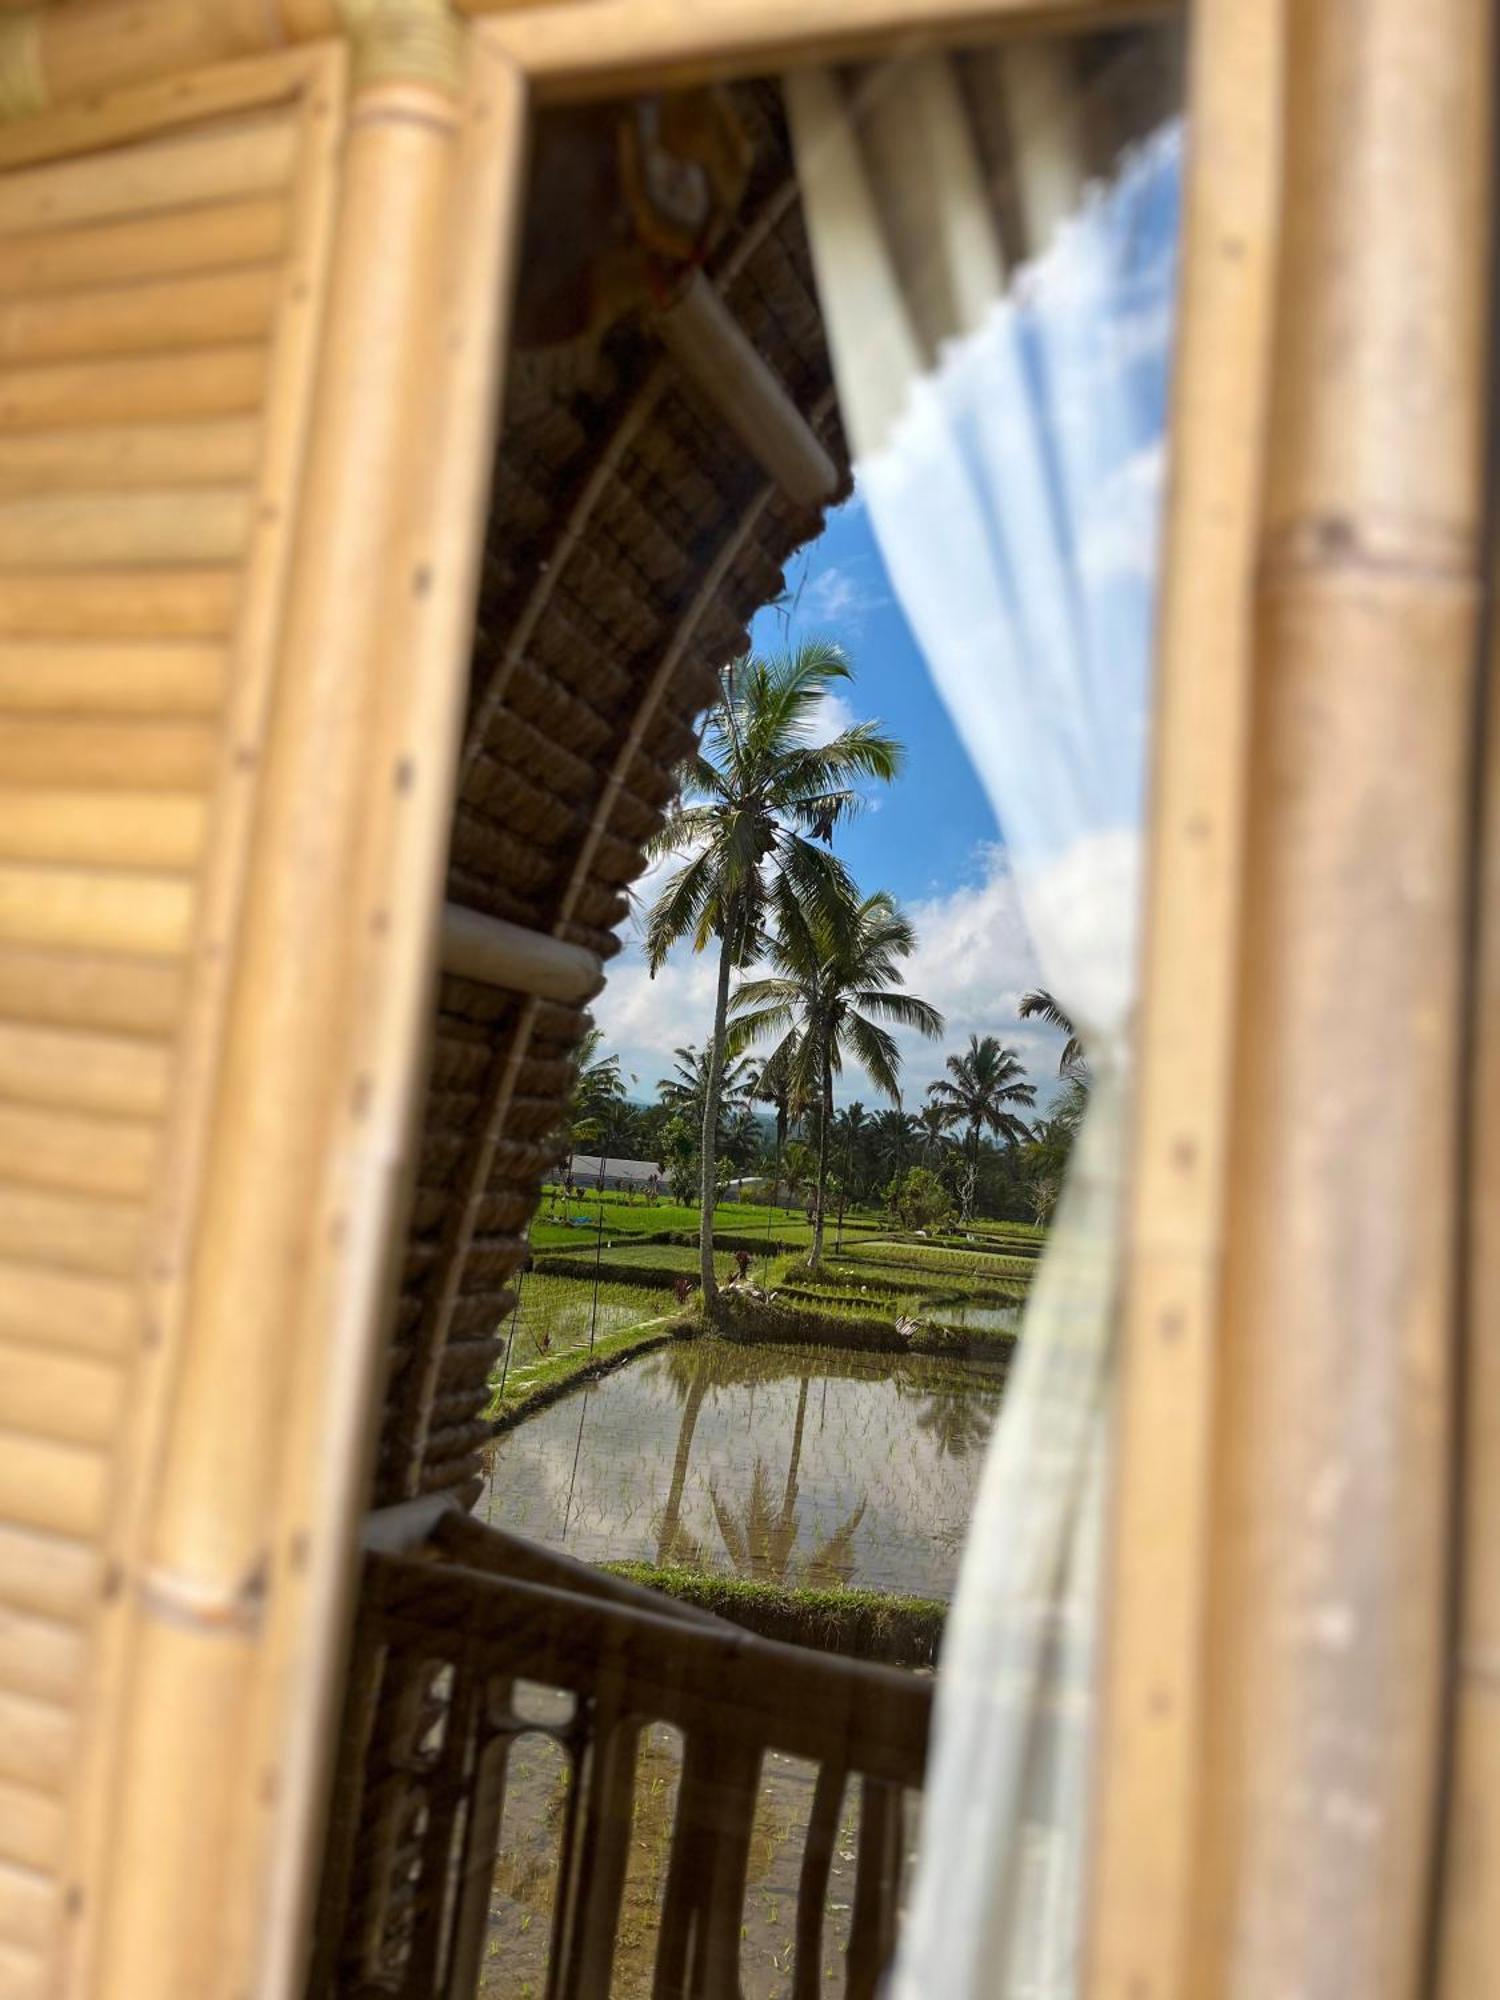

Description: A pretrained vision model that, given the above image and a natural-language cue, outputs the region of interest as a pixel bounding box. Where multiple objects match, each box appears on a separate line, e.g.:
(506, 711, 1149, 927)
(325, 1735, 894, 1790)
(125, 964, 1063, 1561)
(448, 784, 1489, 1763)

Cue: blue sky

(594, 491, 1071, 1112)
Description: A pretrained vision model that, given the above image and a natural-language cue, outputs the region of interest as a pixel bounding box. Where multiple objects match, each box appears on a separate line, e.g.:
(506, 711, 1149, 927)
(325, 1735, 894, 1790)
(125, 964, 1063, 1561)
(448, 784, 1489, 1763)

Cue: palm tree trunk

(656, 1370, 708, 1562)
(811, 1058, 832, 1266)
(779, 1374, 810, 1530)
(698, 928, 734, 1308)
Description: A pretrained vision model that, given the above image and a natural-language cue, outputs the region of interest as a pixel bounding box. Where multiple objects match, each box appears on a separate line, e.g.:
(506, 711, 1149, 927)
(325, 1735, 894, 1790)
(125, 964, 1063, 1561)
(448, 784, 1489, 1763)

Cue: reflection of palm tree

(915, 1391, 996, 1462)
(654, 1350, 709, 1563)
(708, 1463, 867, 1588)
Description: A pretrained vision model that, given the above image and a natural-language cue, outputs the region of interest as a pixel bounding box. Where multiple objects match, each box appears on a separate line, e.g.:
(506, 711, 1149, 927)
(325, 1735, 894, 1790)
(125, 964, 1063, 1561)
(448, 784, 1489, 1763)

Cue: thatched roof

(373, 82, 848, 1506)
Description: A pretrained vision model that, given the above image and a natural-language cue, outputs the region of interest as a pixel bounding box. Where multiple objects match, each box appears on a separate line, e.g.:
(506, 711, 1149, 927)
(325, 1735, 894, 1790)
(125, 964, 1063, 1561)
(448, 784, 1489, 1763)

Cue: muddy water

(477, 1340, 1004, 1599)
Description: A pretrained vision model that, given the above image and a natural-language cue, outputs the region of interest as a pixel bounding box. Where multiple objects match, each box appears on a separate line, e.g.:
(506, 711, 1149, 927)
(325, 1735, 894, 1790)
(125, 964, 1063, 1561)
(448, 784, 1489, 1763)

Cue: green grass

(602, 1562, 946, 1669)
(488, 1315, 694, 1427)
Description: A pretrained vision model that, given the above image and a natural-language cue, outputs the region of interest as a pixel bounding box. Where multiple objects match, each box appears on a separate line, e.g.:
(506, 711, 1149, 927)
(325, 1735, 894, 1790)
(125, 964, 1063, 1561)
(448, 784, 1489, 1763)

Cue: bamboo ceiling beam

(1185, 4, 1492, 1998)
(440, 900, 603, 1002)
(653, 273, 838, 507)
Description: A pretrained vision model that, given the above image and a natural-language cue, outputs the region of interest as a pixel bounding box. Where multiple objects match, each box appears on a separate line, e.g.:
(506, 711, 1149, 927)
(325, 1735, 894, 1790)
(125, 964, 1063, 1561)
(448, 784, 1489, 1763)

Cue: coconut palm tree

(656, 1043, 756, 1133)
(1018, 988, 1089, 1079)
(644, 641, 904, 1307)
(916, 1101, 954, 1168)
(873, 1107, 920, 1184)
(927, 1034, 1037, 1222)
(561, 1024, 626, 1171)
(731, 887, 944, 1265)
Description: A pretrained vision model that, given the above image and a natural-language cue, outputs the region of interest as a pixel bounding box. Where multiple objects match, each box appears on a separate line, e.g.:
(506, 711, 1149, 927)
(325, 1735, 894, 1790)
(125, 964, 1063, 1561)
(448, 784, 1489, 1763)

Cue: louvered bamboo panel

(0, 1100, 155, 1200)
(0, 864, 192, 955)
(0, 1782, 63, 1876)
(0, 1527, 96, 1626)
(0, 1341, 122, 1450)
(0, 1022, 169, 1118)
(0, 1696, 71, 1797)
(0, 1609, 84, 1707)
(0, 790, 205, 870)
(0, 425, 258, 498)
(0, 1940, 46, 2000)
(0, 946, 182, 1037)
(0, 569, 237, 638)
(0, 490, 252, 568)
(0, 1262, 135, 1361)
(0, 640, 225, 710)
(0, 1185, 143, 1279)
(0, 1433, 107, 1543)
(0, 717, 216, 785)
(0, 115, 296, 236)
(0, 1864, 55, 1955)
(0, 195, 288, 297)
(0, 269, 277, 366)
(0, 345, 268, 432)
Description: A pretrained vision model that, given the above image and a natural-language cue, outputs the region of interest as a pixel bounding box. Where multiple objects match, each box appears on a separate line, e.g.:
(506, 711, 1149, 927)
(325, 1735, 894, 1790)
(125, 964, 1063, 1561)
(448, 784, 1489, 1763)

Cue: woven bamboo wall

(0, 51, 342, 1996)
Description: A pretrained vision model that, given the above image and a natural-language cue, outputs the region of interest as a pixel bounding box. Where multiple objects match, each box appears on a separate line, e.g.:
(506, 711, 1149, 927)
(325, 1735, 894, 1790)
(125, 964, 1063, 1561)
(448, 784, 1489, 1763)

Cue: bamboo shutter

(0, 26, 524, 1999)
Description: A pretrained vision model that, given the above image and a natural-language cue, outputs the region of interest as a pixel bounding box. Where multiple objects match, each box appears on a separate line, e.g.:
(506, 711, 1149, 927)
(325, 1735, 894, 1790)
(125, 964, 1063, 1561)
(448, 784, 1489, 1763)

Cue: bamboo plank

(0, 1020, 168, 1119)
(0, 1338, 123, 1449)
(0, 945, 182, 1037)
(0, 345, 267, 433)
(0, 1098, 155, 1199)
(0, 490, 251, 569)
(0, 196, 287, 299)
(0, 569, 237, 638)
(0, 269, 276, 368)
(0, 116, 297, 240)
(0, 1260, 135, 1362)
(0, 1182, 143, 1278)
(0, 720, 215, 789)
(0, 1694, 71, 1797)
(0, 1524, 96, 1625)
(0, 1939, 46, 2000)
(0, 426, 258, 501)
(1081, 5, 1281, 1997)
(0, 641, 226, 711)
(0, 788, 204, 871)
(0, 865, 192, 957)
(0, 1429, 106, 1543)
(0, 1782, 62, 1876)
(0, 1861, 58, 1955)
(0, 1605, 84, 1711)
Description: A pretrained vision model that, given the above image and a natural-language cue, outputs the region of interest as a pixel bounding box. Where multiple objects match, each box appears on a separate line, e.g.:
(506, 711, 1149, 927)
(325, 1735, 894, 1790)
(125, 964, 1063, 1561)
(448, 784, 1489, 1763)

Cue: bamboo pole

(1186, 6, 1492, 1998)
(1433, 399, 1500, 2000)
(1081, 3, 1280, 1992)
(440, 900, 603, 1002)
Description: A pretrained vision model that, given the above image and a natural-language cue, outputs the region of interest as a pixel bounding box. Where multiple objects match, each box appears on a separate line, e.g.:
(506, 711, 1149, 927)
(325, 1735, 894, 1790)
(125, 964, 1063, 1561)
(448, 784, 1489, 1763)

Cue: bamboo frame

(439, 900, 603, 1002)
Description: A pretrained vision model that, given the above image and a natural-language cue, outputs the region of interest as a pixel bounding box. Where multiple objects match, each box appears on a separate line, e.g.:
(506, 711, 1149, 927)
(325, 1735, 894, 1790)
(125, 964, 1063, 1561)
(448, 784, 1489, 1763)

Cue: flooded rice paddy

(479, 1339, 1005, 1599)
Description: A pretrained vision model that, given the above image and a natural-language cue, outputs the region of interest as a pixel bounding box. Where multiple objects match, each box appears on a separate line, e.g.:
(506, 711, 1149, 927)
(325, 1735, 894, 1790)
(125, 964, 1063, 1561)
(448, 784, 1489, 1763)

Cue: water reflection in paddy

(478, 1340, 1005, 1598)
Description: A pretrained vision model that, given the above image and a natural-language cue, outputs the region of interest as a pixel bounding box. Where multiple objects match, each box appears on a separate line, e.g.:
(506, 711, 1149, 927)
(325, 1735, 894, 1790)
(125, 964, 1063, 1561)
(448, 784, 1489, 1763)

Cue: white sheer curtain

(787, 54, 1181, 1998)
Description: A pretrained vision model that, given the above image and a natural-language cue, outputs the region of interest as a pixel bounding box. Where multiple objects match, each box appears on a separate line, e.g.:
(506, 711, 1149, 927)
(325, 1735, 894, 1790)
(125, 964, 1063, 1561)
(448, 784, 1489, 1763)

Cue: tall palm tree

(927, 1034, 1037, 1222)
(656, 1043, 756, 1132)
(731, 887, 943, 1264)
(644, 642, 903, 1307)
(1018, 988, 1088, 1079)
(561, 1024, 625, 1171)
(915, 1101, 953, 1167)
(873, 1107, 920, 1183)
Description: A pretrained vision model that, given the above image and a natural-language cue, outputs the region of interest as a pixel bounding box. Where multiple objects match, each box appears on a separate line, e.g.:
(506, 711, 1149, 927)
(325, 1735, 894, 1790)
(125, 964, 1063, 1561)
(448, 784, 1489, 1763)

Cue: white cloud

(794, 560, 888, 636)
(596, 841, 1074, 1111)
(802, 688, 857, 746)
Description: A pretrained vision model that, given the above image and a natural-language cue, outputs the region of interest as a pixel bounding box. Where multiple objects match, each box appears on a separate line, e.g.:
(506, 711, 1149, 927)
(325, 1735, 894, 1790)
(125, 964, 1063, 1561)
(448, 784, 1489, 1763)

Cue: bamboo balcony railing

(311, 1516, 932, 1999)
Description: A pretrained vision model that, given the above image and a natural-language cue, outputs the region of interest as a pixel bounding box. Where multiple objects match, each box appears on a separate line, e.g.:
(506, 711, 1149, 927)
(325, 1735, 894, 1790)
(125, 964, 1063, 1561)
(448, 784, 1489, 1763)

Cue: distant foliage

(886, 1166, 954, 1233)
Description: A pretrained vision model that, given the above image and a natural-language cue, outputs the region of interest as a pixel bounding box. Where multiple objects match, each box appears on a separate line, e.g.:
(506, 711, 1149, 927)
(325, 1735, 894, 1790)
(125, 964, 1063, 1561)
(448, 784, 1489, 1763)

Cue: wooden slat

(0, 1098, 155, 1199)
(0, 864, 192, 957)
(0, 268, 276, 367)
(0, 1341, 123, 1450)
(0, 1937, 46, 2000)
(0, 1782, 63, 1876)
(0, 720, 215, 789)
(0, 641, 226, 712)
(0, 789, 205, 871)
(0, 1429, 107, 1543)
(0, 568, 238, 638)
(0, 1694, 71, 1797)
(0, 945, 182, 1037)
(0, 1020, 169, 1118)
(0, 1260, 135, 1362)
(0, 1861, 58, 1955)
(0, 195, 287, 299)
(0, 345, 267, 433)
(0, 1606, 85, 1708)
(0, 1524, 96, 1625)
(0, 1182, 144, 1279)
(0, 115, 297, 239)
(0, 490, 251, 569)
(0, 425, 258, 500)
